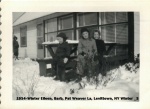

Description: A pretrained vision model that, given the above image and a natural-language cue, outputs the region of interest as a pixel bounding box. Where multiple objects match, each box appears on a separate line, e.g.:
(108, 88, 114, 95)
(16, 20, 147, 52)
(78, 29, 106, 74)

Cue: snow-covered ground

(13, 58, 139, 101)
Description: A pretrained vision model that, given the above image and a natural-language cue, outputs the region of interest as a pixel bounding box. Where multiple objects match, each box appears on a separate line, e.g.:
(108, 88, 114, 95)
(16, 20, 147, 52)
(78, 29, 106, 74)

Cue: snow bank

(13, 58, 139, 101)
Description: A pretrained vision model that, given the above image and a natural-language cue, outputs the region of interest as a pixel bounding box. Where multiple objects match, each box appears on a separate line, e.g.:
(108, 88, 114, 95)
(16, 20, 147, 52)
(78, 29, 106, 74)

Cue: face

(82, 31, 89, 39)
(57, 37, 63, 44)
(94, 32, 100, 39)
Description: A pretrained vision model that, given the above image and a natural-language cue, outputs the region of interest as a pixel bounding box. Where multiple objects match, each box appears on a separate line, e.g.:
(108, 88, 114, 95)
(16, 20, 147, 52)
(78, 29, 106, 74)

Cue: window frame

(20, 26, 27, 47)
(77, 12, 98, 27)
(43, 12, 129, 57)
(37, 23, 44, 49)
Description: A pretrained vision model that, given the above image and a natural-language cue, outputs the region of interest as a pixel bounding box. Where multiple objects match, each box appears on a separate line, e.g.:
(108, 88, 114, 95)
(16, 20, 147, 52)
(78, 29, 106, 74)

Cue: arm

(77, 39, 83, 54)
(17, 41, 19, 48)
(65, 44, 71, 58)
(93, 40, 98, 54)
(102, 40, 106, 53)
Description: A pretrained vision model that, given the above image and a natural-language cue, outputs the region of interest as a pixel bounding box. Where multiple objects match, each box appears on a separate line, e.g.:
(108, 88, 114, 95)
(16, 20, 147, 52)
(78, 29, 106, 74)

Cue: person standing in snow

(13, 35, 19, 60)
(93, 30, 106, 76)
(52, 32, 71, 82)
(76, 27, 97, 82)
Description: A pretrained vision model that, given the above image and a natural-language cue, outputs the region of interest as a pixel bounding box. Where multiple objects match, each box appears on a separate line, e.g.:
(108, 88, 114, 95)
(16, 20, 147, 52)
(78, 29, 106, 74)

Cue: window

(58, 15, 75, 40)
(77, 13, 97, 27)
(37, 37, 44, 49)
(58, 15, 73, 30)
(20, 26, 27, 47)
(100, 12, 128, 56)
(101, 12, 115, 24)
(116, 12, 127, 23)
(43, 12, 129, 57)
(116, 24, 128, 44)
(60, 30, 74, 40)
(101, 25, 115, 43)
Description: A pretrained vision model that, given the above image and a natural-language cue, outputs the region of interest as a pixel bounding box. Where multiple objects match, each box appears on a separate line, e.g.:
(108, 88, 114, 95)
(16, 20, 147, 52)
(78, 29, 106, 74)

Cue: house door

(37, 24, 44, 58)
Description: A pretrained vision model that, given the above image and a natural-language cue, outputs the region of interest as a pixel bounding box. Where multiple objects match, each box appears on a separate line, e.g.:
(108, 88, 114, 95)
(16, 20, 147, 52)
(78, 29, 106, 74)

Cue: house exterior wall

(134, 12, 140, 56)
(13, 12, 139, 59)
(13, 21, 37, 58)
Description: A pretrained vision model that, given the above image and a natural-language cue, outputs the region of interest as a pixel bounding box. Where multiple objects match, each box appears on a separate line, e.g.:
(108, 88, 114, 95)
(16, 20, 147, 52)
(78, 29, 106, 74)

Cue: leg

(57, 65, 65, 81)
(57, 58, 66, 81)
(52, 58, 59, 80)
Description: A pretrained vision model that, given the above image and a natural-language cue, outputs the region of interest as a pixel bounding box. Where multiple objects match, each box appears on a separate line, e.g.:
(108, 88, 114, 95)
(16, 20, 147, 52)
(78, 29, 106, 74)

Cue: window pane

(116, 24, 128, 44)
(45, 33, 57, 57)
(47, 18, 57, 32)
(59, 16, 73, 30)
(47, 32, 57, 42)
(37, 37, 44, 49)
(116, 12, 128, 23)
(101, 12, 115, 24)
(78, 13, 97, 27)
(60, 30, 74, 40)
(78, 14, 84, 27)
(84, 13, 97, 26)
(101, 25, 115, 42)
(21, 37, 26, 46)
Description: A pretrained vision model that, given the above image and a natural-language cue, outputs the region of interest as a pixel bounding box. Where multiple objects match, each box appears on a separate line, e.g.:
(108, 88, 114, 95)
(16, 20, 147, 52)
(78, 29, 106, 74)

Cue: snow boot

(75, 74, 82, 83)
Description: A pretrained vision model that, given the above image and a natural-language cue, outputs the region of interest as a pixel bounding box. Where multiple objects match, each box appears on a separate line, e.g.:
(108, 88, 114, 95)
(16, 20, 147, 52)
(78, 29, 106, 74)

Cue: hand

(81, 52, 86, 56)
(64, 58, 68, 63)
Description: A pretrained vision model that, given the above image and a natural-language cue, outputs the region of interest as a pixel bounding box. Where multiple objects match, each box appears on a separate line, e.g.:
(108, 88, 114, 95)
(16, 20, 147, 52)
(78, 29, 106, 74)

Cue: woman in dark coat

(93, 30, 106, 76)
(13, 36, 19, 60)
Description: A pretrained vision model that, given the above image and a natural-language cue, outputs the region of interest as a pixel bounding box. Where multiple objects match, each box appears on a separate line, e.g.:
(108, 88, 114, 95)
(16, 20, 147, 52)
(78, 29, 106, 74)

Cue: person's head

(13, 35, 17, 40)
(57, 32, 67, 44)
(80, 27, 90, 40)
(93, 30, 101, 39)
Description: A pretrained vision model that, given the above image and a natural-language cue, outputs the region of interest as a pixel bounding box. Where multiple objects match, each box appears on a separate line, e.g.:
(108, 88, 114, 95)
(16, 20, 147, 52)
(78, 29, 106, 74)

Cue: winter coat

(77, 38, 97, 57)
(54, 41, 71, 59)
(52, 41, 71, 81)
(77, 38, 97, 75)
(95, 39, 106, 56)
(13, 40, 19, 56)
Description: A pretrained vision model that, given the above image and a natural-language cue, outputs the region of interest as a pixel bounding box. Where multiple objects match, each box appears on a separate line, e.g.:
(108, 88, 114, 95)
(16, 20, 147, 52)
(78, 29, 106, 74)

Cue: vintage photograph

(12, 12, 139, 101)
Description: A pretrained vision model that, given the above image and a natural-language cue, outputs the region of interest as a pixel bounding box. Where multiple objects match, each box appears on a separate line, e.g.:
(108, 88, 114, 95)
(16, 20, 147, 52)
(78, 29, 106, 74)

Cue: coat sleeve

(102, 40, 106, 52)
(93, 40, 97, 54)
(17, 41, 19, 48)
(64, 44, 71, 58)
(77, 39, 83, 54)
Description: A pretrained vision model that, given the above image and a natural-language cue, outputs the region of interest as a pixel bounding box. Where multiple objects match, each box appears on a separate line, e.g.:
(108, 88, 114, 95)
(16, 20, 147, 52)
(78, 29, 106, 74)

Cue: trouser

(52, 57, 66, 81)
(97, 54, 106, 76)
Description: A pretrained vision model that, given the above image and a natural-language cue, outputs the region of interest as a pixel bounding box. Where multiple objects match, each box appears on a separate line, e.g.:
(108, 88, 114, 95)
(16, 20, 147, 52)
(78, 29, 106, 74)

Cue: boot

(75, 74, 82, 83)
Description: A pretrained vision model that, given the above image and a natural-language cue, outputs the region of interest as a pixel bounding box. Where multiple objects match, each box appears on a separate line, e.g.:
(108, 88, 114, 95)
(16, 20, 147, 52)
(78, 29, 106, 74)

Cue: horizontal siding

(13, 22, 37, 58)
(26, 27, 37, 58)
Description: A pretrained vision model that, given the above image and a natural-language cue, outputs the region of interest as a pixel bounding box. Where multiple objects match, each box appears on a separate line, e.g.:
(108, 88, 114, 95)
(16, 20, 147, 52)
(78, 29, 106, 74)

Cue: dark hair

(80, 27, 92, 40)
(93, 30, 100, 35)
(93, 30, 101, 39)
(13, 35, 17, 40)
(57, 32, 67, 42)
